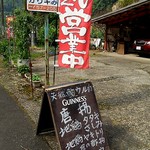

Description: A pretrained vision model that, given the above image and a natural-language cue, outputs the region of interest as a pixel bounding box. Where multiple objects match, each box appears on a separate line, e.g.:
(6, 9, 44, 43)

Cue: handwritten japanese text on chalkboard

(49, 82, 106, 150)
(50, 84, 93, 102)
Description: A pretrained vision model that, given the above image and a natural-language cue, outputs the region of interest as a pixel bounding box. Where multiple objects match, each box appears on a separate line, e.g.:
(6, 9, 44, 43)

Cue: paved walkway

(0, 85, 50, 150)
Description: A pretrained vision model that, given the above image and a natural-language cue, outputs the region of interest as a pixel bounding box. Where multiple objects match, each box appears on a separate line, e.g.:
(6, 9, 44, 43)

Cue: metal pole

(45, 14, 49, 86)
(53, 15, 58, 86)
(12, 0, 15, 53)
(53, 1, 59, 85)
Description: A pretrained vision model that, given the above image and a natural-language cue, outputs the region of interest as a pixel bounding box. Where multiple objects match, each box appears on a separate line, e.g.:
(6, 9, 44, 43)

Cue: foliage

(36, 26, 44, 46)
(49, 14, 58, 46)
(91, 26, 104, 39)
(30, 50, 44, 60)
(91, 0, 139, 38)
(92, 0, 118, 16)
(35, 13, 58, 47)
(0, 38, 9, 58)
(3, 0, 140, 17)
(0, 38, 13, 63)
(32, 74, 41, 81)
(13, 9, 32, 59)
(92, 0, 140, 17)
(3, 0, 23, 13)
(116, 0, 139, 8)
(17, 64, 30, 74)
(29, 12, 44, 46)
(2, 0, 140, 59)
(1, 6, 58, 60)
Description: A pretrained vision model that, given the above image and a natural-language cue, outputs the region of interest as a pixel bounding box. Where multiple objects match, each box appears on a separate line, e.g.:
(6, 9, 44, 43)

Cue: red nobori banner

(57, 0, 93, 69)
(6, 16, 15, 39)
(27, 0, 59, 12)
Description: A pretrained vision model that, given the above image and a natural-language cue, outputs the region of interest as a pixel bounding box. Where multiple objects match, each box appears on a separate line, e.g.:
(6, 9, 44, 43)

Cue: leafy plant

(36, 13, 58, 47)
(30, 50, 44, 60)
(0, 38, 10, 61)
(3, 0, 23, 13)
(13, 9, 32, 59)
(91, 25, 104, 39)
(32, 74, 41, 81)
(17, 65, 30, 74)
(117, 0, 139, 8)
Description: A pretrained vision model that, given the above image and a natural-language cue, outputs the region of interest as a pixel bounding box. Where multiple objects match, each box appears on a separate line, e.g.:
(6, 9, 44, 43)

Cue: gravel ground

(0, 51, 150, 150)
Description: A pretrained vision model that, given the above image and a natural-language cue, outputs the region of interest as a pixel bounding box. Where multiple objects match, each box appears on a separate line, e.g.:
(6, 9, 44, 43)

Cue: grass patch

(0, 57, 4, 68)
(31, 51, 44, 60)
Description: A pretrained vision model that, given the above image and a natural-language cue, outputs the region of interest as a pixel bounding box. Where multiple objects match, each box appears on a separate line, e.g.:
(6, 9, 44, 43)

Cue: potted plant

(17, 65, 30, 77)
(32, 73, 41, 88)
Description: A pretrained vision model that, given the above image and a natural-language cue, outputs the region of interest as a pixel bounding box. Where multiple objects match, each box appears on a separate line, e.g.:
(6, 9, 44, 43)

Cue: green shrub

(17, 65, 30, 74)
(32, 74, 41, 81)
(0, 38, 9, 61)
(31, 51, 44, 60)
(13, 9, 31, 59)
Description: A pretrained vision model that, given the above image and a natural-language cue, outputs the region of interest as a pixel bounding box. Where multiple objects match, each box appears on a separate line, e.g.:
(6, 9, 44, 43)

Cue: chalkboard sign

(37, 81, 109, 150)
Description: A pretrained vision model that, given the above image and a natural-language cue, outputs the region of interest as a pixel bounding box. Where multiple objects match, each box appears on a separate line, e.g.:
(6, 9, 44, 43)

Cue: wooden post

(45, 14, 49, 86)
(104, 26, 108, 51)
(1, 0, 5, 37)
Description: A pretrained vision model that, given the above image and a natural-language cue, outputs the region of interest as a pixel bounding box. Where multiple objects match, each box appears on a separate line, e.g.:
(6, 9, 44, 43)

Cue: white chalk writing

(51, 82, 106, 149)
(59, 119, 82, 137)
(66, 134, 83, 150)
(60, 108, 72, 124)
(62, 96, 87, 106)
(50, 85, 93, 101)
(78, 102, 91, 116)
(50, 92, 57, 102)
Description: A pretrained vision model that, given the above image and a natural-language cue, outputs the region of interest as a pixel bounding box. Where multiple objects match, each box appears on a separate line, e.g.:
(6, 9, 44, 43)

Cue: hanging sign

(37, 81, 109, 150)
(57, 0, 93, 69)
(27, 0, 59, 12)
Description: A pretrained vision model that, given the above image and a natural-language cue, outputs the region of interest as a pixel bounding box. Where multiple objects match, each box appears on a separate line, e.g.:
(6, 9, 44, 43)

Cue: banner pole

(53, 15, 58, 86)
(53, 1, 59, 85)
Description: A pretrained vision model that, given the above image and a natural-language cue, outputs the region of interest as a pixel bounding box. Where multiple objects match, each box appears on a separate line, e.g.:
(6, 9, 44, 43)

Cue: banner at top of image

(27, 0, 59, 12)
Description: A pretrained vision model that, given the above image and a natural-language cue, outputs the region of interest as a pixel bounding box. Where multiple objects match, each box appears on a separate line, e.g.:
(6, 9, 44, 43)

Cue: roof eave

(92, 0, 150, 23)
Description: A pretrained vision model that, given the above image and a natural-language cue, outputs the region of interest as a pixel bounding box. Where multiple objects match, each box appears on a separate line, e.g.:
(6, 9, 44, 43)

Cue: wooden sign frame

(37, 81, 109, 150)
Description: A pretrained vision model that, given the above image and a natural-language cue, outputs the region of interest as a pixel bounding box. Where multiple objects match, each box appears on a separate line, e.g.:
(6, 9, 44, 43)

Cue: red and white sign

(57, 0, 93, 69)
(6, 16, 15, 39)
(6, 27, 14, 39)
(27, 0, 59, 12)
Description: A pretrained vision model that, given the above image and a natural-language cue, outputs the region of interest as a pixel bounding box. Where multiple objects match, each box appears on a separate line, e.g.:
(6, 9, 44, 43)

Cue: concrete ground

(0, 51, 150, 150)
(0, 85, 51, 150)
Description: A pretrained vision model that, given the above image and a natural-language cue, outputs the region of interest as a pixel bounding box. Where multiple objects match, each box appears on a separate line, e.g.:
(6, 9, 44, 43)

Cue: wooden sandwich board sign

(36, 81, 109, 150)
